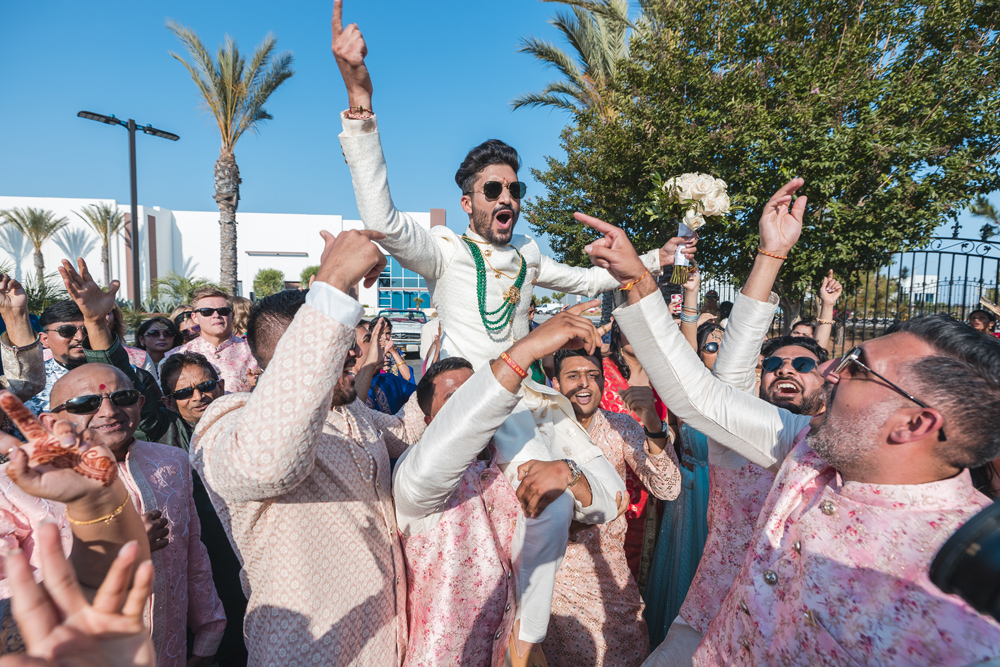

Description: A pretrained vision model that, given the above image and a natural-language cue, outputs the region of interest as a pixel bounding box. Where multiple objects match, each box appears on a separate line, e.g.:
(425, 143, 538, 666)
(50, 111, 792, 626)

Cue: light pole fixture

(77, 111, 179, 309)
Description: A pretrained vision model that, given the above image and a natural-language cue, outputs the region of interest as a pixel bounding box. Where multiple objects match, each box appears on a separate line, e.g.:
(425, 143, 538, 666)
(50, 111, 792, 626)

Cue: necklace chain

(461, 236, 526, 332)
(328, 408, 375, 482)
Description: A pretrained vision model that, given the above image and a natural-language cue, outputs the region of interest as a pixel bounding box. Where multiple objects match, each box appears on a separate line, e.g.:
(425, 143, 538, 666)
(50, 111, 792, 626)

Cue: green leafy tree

(23, 272, 68, 316)
(300, 264, 319, 286)
(512, 0, 640, 121)
(253, 268, 285, 298)
(971, 196, 1000, 241)
(526, 0, 1000, 331)
(74, 203, 127, 287)
(153, 271, 221, 307)
(168, 21, 294, 294)
(0, 208, 69, 285)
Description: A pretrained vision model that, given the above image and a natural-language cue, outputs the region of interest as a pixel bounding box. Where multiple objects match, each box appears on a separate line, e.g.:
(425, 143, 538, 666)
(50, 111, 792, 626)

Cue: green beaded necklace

(461, 236, 527, 332)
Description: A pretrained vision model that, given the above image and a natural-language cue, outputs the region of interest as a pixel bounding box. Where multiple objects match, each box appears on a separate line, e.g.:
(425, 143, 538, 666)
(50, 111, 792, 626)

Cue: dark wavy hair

(135, 316, 184, 351)
(697, 321, 724, 352)
(761, 334, 830, 363)
(454, 140, 521, 195)
(608, 321, 631, 380)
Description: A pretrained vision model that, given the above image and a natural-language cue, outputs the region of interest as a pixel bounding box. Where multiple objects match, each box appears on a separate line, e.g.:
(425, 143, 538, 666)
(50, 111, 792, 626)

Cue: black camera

(930, 499, 1000, 623)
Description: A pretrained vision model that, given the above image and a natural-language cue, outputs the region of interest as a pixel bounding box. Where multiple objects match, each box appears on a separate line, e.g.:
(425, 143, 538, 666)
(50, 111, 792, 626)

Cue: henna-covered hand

(0, 391, 118, 504)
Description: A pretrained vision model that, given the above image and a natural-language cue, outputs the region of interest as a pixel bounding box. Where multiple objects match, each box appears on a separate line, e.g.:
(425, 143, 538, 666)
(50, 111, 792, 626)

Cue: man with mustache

(25, 300, 89, 414)
(580, 179, 1000, 665)
(330, 5, 694, 659)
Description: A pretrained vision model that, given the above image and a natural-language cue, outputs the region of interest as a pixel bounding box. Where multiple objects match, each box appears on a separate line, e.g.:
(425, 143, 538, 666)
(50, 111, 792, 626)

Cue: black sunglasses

(167, 380, 219, 400)
(193, 307, 233, 318)
(51, 390, 140, 415)
(143, 329, 174, 339)
(761, 356, 818, 374)
(466, 181, 527, 201)
(46, 325, 88, 339)
(701, 341, 719, 354)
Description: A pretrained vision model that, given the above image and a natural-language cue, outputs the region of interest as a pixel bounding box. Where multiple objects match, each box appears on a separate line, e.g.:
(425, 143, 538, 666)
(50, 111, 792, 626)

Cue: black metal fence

(700, 236, 1000, 356)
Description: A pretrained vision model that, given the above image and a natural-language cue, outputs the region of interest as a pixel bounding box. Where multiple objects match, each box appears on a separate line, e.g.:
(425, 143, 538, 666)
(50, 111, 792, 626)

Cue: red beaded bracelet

(757, 248, 788, 261)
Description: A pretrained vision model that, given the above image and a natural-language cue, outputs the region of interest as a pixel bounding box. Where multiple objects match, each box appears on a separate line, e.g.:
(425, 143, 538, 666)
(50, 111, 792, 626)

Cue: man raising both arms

(331, 4, 693, 660)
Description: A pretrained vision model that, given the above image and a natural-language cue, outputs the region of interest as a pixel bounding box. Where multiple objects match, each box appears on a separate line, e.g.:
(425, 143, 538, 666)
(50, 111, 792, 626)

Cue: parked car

(376, 309, 427, 354)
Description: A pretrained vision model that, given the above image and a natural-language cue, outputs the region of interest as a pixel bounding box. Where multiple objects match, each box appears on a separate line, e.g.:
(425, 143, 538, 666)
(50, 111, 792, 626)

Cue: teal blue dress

(643, 423, 710, 647)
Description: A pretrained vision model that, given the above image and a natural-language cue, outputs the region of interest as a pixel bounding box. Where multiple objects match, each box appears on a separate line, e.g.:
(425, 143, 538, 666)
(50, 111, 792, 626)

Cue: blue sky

(1, 0, 995, 266)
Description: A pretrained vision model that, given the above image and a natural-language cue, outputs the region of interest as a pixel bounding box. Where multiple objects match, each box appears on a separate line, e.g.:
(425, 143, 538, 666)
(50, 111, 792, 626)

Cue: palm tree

(0, 207, 69, 285)
(168, 21, 294, 294)
(74, 202, 127, 286)
(971, 195, 1000, 241)
(511, 0, 641, 121)
(153, 271, 222, 308)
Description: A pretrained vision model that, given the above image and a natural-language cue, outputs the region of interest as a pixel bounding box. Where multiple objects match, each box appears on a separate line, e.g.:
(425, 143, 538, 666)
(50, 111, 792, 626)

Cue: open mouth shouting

(493, 206, 515, 233)
(773, 380, 802, 399)
(573, 389, 595, 407)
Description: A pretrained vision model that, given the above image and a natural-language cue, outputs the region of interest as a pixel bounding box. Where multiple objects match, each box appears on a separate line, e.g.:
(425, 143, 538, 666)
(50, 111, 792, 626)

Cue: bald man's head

(42, 364, 143, 457)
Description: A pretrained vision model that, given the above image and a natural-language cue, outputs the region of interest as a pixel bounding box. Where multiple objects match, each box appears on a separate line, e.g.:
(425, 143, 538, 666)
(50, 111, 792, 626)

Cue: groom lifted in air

(331, 2, 694, 663)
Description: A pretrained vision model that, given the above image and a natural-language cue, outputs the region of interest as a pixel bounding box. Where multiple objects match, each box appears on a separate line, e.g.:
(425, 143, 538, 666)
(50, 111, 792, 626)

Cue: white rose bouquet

(647, 171, 732, 284)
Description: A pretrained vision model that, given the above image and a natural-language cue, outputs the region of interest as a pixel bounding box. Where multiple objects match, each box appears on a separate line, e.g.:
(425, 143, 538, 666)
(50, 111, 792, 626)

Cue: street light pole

(77, 111, 179, 309)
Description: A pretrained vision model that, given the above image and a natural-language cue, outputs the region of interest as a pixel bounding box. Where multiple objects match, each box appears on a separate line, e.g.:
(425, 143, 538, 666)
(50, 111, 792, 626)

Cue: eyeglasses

(701, 341, 720, 354)
(832, 346, 930, 409)
(51, 390, 141, 415)
(465, 181, 527, 201)
(45, 325, 88, 339)
(193, 307, 233, 318)
(143, 329, 173, 339)
(167, 380, 219, 400)
(761, 356, 819, 374)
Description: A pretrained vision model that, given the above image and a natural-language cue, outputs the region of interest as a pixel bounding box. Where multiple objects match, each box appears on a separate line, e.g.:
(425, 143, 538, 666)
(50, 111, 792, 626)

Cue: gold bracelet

(816, 318, 836, 325)
(66, 490, 130, 526)
(620, 270, 650, 292)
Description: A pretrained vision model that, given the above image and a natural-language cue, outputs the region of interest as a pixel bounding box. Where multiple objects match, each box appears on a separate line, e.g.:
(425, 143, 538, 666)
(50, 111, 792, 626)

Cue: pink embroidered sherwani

(0, 441, 226, 666)
(191, 283, 425, 667)
(393, 367, 522, 667)
(544, 409, 682, 667)
(614, 290, 1000, 666)
(163, 333, 258, 393)
(680, 292, 780, 635)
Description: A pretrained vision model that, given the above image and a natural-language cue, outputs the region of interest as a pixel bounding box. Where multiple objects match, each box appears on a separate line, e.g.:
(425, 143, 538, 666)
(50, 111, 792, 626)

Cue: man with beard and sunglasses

(331, 5, 694, 659)
(162, 287, 259, 393)
(579, 179, 1000, 666)
(25, 300, 89, 414)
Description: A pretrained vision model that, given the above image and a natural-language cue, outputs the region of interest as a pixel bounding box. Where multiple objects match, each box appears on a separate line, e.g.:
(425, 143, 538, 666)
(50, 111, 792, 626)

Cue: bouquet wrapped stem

(670, 222, 694, 284)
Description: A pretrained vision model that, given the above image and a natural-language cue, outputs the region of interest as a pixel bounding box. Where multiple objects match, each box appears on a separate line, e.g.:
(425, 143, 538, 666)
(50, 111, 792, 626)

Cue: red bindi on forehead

(99, 384, 106, 391)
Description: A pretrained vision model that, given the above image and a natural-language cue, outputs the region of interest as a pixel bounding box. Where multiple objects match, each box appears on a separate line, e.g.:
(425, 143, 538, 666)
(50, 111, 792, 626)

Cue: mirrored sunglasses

(761, 356, 818, 374)
(701, 341, 719, 354)
(51, 390, 141, 415)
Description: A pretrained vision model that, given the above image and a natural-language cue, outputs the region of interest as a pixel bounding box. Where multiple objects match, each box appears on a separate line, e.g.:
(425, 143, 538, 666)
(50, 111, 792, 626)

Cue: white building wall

(0, 195, 431, 311)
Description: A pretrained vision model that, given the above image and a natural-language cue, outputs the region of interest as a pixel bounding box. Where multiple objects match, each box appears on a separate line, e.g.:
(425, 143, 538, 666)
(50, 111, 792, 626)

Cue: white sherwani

(338, 113, 648, 524)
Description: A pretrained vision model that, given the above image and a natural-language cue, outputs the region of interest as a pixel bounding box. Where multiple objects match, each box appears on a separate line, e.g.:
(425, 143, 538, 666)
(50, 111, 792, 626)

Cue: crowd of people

(0, 4, 998, 667)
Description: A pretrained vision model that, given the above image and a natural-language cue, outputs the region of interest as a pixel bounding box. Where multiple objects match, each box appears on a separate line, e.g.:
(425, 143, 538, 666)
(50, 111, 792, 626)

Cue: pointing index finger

(574, 211, 617, 235)
(332, 0, 344, 36)
(0, 391, 48, 442)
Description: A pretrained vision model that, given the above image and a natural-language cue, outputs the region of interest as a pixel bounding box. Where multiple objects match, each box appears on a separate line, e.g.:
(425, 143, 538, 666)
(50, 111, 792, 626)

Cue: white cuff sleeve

(305, 281, 365, 329)
(339, 110, 378, 137)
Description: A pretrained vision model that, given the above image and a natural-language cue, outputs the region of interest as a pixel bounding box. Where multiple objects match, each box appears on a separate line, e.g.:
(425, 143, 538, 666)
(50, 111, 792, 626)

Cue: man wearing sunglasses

(579, 179, 1000, 666)
(24, 300, 90, 414)
(161, 287, 259, 394)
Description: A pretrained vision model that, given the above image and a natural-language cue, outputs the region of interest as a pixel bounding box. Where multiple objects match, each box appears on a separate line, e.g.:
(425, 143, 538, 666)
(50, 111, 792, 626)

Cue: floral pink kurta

(696, 436, 1000, 666)
(0, 441, 226, 666)
(401, 446, 519, 667)
(543, 409, 682, 667)
(679, 460, 775, 633)
(163, 334, 258, 393)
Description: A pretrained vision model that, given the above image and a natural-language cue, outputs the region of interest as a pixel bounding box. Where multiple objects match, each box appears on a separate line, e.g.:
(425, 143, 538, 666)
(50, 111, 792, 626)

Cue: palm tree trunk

(102, 242, 111, 288)
(33, 249, 44, 286)
(215, 149, 242, 295)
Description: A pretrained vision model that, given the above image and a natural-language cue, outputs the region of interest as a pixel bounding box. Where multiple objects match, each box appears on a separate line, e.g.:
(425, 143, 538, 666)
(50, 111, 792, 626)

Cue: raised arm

(578, 181, 813, 469)
(193, 229, 387, 503)
(814, 270, 842, 352)
(711, 292, 779, 394)
(332, 0, 450, 280)
(0, 274, 44, 401)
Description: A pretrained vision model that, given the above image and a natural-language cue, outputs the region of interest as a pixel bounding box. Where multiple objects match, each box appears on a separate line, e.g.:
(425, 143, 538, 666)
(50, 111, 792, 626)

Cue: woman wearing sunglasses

(135, 317, 185, 379)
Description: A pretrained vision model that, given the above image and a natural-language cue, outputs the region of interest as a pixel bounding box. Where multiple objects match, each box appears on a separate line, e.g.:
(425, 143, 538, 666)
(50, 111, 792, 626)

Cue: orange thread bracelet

(757, 248, 788, 261)
(500, 351, 528, 379)
(620, 270, 650, 291)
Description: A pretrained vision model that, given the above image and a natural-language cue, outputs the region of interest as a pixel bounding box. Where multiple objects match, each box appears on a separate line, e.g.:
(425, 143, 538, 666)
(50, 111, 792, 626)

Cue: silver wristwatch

(563, 459, 582, 487)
